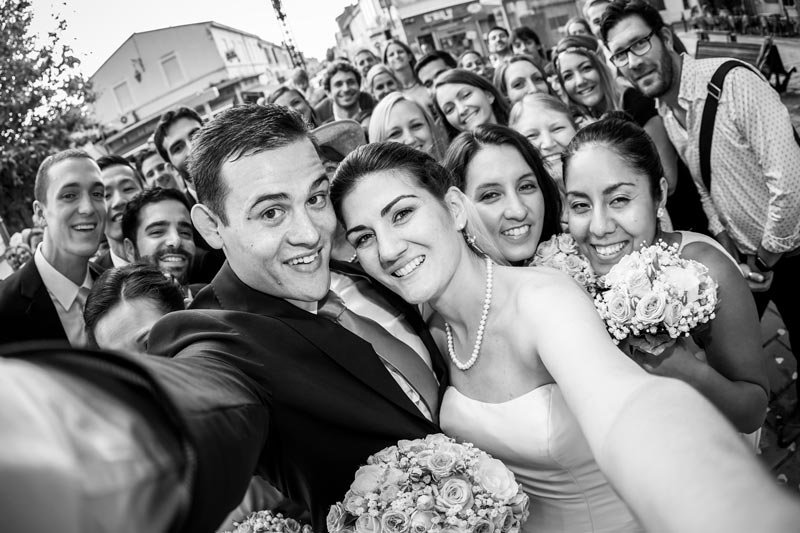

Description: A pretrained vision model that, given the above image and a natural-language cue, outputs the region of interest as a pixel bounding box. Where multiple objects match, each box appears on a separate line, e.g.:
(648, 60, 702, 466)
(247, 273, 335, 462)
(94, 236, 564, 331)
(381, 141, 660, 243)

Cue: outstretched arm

(522, 272, 800, 533)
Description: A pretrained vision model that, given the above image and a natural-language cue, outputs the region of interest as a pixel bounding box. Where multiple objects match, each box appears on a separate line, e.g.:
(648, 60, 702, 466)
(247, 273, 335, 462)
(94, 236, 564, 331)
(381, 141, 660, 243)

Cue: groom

(0, 104, 445, 533)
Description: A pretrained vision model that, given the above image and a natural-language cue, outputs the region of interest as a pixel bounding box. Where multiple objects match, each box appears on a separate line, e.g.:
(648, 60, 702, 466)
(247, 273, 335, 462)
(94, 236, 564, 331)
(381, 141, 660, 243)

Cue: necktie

(318, 291, 439, 420)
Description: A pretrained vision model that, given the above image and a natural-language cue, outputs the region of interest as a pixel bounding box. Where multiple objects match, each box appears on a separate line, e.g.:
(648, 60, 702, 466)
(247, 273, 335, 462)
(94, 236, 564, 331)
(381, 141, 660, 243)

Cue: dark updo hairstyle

(442, 124, 562, 245)
(331, 142, 450, 223)
(562, 116, 664, 201)
(433, 69, 510, 140)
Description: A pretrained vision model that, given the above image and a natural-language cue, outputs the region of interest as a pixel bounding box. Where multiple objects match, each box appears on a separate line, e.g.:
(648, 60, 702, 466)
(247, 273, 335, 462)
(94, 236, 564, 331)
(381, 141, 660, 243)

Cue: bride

(330, 141, 799, 533)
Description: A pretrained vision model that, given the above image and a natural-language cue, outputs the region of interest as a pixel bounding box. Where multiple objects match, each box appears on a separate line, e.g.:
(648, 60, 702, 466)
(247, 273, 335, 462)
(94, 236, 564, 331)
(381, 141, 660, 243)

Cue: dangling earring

(656, 207, 665, 218)
(462, 229, 487, 257)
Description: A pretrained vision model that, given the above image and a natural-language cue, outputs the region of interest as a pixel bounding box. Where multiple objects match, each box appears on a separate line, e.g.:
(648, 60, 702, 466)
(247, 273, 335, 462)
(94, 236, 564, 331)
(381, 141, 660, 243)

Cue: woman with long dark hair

(433, 69, 509, 140)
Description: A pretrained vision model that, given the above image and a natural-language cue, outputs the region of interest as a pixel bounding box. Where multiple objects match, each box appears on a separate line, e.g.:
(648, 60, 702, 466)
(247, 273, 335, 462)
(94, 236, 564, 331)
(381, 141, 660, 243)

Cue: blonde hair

(509, 92, 577, 130)
(368, 92, 447, 161)
(554, 39, 621, 119)
(365, 64, 401, 96)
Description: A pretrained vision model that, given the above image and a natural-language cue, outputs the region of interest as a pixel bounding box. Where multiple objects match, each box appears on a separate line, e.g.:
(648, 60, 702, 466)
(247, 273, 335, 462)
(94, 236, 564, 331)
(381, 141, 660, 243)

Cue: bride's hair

(442, 124, 563, 257)
(330, 141, 505, 263)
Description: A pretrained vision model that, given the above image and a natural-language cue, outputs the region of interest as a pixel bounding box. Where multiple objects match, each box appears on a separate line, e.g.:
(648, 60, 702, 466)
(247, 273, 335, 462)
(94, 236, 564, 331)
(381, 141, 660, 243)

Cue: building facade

(90, 21, 292, 156)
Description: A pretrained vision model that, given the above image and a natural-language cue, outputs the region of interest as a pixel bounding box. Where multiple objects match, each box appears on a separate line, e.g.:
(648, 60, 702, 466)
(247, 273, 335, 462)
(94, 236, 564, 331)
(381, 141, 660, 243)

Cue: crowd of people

(1, 0, 800, 532)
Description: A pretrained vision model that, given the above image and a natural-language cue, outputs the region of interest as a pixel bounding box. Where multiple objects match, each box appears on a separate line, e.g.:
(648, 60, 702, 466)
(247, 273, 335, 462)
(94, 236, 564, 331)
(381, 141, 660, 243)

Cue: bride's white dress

(440, 384, 644, 533)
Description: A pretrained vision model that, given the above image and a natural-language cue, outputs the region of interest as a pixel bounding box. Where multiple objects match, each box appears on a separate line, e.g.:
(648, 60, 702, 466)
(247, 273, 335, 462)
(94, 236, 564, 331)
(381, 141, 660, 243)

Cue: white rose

(634, 291, 668, 325)
(661, 265, 701, 303)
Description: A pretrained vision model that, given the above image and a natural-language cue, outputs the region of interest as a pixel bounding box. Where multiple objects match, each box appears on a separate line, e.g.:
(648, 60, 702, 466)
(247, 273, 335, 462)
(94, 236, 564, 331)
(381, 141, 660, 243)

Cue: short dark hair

(563, 116, 665, 201)
(121, 186, 192, 244)
(414, 51, 457, 78)
(442, 124, 562, 245)
(323, 61, 361, 93)
(96, 154, 145, 188)
(84, 264, 184, 348)
(34, 149, 95, 204)
(512, 26, 541, 46)
(153, 106, 203, 164)
(331, 142, 451, 222)
(433, 69, 510, 140)
(382, 40, 418, 72)
(134, 146, 160, 175)
(600, 0, 666, 44)
(187, 104, 310, 225)
(488, 26, 510, 38)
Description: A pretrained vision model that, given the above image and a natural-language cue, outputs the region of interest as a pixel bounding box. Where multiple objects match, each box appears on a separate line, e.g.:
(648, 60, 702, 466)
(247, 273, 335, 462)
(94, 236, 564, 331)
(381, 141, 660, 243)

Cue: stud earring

(657, 207, 665, 218)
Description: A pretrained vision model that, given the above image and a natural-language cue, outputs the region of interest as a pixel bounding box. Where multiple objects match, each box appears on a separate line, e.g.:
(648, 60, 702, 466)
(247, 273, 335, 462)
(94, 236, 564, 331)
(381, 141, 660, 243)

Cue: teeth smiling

(73, 224, 96, 231)
(287, 252, 318, 266)
(160, 255, 185, 263)
(502, 225, 530, 238)
(594, 242, 626, 257)
(393, 256, 425, 277)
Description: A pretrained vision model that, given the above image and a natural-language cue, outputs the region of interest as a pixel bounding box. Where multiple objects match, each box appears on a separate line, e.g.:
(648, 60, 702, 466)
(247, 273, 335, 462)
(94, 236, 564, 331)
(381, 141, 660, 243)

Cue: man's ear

(444, 186, 469, 231)
(123, 238, 137, 263)
(32, 201, 45, 228)
(659, 26, 674, 52)
(191, 204, 225, 250)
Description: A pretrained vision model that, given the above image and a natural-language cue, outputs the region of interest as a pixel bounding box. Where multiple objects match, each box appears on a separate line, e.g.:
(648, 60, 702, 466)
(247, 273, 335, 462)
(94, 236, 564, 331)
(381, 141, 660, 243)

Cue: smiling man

(314, 61, 374, 124)
(154, 107, 204, 206)
(0, 149, 106, 346)
(95, 155, 144, 270)
(122, 187, 197, 290)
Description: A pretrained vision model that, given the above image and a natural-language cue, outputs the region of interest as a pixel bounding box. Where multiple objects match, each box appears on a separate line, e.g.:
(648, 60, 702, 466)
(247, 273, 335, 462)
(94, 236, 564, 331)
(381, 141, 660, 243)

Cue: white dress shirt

(109, 248, 129, 268)
(34, 245, 93, 347)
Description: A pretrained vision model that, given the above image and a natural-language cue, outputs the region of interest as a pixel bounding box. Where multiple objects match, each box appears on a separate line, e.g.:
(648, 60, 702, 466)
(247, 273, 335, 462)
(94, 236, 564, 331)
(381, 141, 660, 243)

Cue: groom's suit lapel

(208, 262, 435, 425)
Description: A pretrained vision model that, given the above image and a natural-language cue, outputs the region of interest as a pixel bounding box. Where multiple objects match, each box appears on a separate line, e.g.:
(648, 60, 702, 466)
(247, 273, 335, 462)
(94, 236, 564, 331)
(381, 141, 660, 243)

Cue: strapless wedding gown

(440, 384, 643, 533)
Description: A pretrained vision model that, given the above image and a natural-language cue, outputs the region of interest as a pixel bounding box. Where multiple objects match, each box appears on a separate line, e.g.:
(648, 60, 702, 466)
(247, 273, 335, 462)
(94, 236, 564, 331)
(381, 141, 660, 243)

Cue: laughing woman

(563, 118, 769, 440)
(368, 92, 447, 160)
(443, 124, 562, 265)
(553, 35, 678, 193)
(330, 141, 800, 533)
(433, 69, 509, 140)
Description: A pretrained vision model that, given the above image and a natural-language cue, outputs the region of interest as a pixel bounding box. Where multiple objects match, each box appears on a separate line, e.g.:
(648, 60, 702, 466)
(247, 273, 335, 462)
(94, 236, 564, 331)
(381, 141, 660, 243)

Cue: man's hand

(742, 257, 774, 292)
(713, 230, 740, 259)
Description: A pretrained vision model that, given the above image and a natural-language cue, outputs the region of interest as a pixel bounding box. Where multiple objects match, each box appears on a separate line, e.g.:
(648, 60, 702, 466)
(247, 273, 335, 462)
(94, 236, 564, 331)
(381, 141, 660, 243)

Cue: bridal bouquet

(228, 510, 312, 533)
(594, 241, 719, 355)
(327, 433, 530, 533)
(531, 234, 597, 294)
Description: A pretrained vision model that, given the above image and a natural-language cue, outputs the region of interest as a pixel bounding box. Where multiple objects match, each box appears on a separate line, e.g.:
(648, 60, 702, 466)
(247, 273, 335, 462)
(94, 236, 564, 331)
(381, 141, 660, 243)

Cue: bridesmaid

(443, 124, 562, 265)
(433, 69, 509, 140)
(563, 117, 769, 437)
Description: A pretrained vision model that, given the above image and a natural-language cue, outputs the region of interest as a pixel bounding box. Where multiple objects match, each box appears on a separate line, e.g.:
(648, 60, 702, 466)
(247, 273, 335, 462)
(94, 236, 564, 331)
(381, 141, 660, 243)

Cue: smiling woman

(433, 69, 509, 140)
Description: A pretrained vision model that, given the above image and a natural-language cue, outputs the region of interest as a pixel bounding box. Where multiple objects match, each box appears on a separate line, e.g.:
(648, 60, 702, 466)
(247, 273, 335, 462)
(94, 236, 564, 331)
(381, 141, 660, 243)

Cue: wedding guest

(364, 64, 400, 102)
(331, 140, 800, 533)
(566, 17, 593, 36)
(353, 48, 379, 79)
(415, 50, 456, 92)
(457, 50, 491, 80)
(602, 0, 800, 435)
(268, 86, 320, 128)
(493, 55, 551, 105)
(511, 26, 546, 62)
(315, 62, 373, 125)
(509, 92, 578, 188)
(487, 26, 512, 67)
(563, 117, 769, 437)
(121, 187, 197, 294)
(443, 124, 562, 265)
(584, 0, 611, 37)
(154, 106, 203, 206)
(554, 35, 678, 195)
(383, 40, 432, 112)
(433, 69, 509, 140)
(368, 92, 447, 160)
(94, 155, 144, 271)
(84, 264, 185, 353)
(0, 149, 105, 346)
(136, 146, 185, 191)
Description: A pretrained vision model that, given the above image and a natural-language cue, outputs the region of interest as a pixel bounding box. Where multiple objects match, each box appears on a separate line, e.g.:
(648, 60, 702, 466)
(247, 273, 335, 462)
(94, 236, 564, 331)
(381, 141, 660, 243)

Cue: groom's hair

(188, 104, 310, 225)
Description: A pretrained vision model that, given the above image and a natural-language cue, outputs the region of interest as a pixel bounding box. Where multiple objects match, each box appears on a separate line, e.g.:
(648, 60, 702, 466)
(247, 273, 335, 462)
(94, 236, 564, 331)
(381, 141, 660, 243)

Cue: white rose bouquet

(594, 241, 718, 355)
(531, 234, 598, 295)
(227, 510, 312, 533)
(327, 433, 530, 533)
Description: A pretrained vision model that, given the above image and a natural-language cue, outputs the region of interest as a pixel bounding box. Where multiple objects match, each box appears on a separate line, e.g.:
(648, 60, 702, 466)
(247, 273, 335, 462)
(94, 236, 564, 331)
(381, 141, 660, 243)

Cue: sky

(30, 0, 354, 76)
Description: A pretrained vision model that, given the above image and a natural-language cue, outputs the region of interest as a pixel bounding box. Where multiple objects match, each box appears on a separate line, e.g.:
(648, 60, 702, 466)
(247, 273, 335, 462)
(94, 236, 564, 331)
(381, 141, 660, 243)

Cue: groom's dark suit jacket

(147, 260, 446, 531)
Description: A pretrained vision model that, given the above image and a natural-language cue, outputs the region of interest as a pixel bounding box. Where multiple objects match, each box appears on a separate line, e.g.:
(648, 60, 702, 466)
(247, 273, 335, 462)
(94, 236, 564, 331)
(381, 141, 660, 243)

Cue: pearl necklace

(445, 257, 493, 371)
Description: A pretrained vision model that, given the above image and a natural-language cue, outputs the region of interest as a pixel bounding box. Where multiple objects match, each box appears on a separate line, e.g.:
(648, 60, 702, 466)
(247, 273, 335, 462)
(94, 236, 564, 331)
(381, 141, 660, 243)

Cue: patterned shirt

(657, 54, 800, 255)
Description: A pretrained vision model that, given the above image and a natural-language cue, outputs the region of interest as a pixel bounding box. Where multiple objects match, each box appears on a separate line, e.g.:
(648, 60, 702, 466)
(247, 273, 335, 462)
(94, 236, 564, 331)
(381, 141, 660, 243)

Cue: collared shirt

(34, 245, 92, 347)
(657, 54, 800, 255)
(327, 272, 436, 421)
(109, 248, 129, 268)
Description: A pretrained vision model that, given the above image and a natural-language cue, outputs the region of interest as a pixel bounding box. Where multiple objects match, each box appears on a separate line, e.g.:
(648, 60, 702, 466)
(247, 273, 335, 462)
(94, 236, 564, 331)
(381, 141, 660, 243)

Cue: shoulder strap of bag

(699, 59, 800, 191)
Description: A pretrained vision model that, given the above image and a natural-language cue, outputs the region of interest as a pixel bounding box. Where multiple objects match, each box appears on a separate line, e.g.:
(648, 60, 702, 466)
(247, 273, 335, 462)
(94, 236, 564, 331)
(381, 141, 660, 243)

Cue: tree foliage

(0, 0, 96, 233)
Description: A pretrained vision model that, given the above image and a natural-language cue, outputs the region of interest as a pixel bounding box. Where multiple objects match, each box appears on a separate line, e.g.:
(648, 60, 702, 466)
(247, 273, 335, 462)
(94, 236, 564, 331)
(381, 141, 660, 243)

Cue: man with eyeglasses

(603, 0, 800, 441)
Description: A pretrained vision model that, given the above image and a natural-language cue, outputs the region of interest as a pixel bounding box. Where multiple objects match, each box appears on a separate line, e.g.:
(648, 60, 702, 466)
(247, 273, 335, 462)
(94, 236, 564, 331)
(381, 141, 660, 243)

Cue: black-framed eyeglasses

(609, 31, 656, 67)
